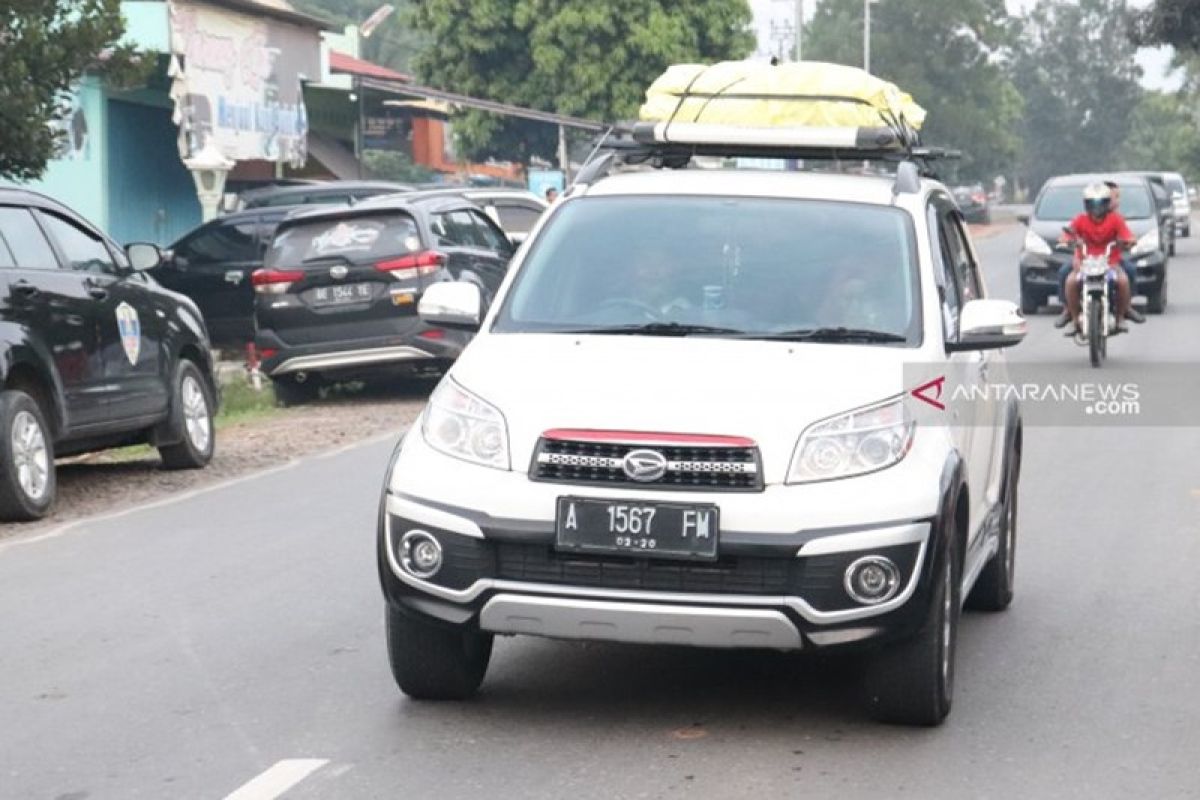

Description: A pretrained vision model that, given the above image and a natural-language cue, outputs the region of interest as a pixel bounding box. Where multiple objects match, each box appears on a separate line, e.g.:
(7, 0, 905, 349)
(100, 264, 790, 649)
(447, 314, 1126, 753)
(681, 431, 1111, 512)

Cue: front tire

(864, 531, 960, 726)
(1146, 279, 1167, 314)
(0, 390, 56, 522)
(159, 360, 215, 470)
(386, 605, 492, 700)
(1088, 301, 1104, 368)
(1019, 287, 1040, 315)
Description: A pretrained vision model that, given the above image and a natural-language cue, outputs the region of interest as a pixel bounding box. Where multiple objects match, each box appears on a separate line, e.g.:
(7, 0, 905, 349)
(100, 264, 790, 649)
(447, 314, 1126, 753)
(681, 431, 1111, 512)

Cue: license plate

(555, 497, 719, 561)
(308, 282, 374, 306)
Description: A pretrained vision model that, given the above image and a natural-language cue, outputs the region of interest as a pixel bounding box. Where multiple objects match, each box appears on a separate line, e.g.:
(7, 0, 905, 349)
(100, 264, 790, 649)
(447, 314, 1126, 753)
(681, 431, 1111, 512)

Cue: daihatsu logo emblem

(622, 449, 667, 482)
(329, 265, 349, 280)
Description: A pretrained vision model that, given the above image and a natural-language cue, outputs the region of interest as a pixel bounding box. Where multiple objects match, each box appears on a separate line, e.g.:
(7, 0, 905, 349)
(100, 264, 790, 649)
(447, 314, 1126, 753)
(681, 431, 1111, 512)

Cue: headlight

(787, 397, 915, 484)
(1023, 230, 1052, 256)
(421, 378, 510, 470)
(1131, 229, 1159, 256)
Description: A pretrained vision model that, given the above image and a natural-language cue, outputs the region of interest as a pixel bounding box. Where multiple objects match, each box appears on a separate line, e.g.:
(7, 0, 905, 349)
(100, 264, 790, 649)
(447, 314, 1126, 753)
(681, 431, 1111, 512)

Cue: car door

(0, 205, 105, 429)
(463, 208, 516, 295)
(428, 208, 493, 299)
(931, 199, 996, 543)
(158, 217, 260, 344)
(36, 210, 169, 422)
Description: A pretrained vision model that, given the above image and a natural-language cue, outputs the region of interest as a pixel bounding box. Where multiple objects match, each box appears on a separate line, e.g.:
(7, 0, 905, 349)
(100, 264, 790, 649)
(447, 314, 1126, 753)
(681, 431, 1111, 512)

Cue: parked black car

(151, 207, 295, 346)
(951, 183, 990, 223)
(253, 191, 516, 404)
(0, 188, 218, 521)
(1018, 173, 1169, 314)
(238, 180, 414, 211)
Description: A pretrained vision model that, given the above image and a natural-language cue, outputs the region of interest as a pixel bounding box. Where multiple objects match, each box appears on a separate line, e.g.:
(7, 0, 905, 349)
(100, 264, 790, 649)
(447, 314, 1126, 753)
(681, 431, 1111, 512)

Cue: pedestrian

(544, 186, 559, 204)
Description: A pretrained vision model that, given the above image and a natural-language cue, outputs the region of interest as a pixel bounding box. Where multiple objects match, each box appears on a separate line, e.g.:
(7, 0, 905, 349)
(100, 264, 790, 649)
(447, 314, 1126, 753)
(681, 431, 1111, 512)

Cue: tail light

(972, 192, 987, 203)
(375, 250, 446, 279)
(252, 268, 304, 294)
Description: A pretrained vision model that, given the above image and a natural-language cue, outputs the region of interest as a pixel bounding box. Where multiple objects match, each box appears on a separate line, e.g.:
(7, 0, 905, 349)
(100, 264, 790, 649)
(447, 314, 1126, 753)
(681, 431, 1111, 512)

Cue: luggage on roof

(638, 60, 926, 134)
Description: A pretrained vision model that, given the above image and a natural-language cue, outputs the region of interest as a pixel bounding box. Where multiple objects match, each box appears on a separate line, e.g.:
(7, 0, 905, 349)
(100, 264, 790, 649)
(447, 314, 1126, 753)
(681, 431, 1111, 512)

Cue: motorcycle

(1059, 232, 1126, 368)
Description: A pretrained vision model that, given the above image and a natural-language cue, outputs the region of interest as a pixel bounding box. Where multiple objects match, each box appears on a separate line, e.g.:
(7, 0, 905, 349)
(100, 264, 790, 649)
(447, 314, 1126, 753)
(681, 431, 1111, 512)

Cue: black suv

(151, 207, 294, 346)
(0, 189, 218, 521)
(238, 180, 414, 211)
(253, 191, 515, 404)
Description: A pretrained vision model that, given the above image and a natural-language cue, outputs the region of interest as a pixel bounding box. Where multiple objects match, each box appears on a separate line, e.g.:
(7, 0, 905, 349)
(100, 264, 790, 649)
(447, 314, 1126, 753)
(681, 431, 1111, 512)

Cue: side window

(929, 204, 962, 339)
(448, 210, 486, 247)
(494, 204, 542, 234)
(174, 221, 258, 266)
(467, 209, 511, 254)
(38, 212, 117, 275)
(0, 207, 61, 270)
(939, 210, 981, 303)
(429, 213, 453, 246)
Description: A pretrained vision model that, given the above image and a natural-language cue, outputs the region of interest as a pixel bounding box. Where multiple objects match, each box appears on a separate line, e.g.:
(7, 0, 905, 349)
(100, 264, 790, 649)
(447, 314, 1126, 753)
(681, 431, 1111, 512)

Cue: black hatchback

(253, 192, 515, 404)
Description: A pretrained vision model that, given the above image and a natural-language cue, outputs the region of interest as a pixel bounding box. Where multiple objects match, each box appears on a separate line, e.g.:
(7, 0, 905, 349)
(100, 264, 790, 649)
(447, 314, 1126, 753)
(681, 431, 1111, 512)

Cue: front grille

(530, 436, 763, 492)
(495, 543, 792, 594)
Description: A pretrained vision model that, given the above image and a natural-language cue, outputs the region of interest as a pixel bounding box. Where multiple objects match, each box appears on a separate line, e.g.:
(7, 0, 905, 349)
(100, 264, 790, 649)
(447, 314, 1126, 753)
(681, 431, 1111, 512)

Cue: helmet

(1083, 182, 1113, 215)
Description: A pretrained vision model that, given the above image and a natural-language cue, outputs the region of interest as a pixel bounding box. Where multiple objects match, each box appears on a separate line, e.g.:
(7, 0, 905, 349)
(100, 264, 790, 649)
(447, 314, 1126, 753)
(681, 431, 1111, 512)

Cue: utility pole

(794, 0, 803, 61)
(864, 0, 878, 74)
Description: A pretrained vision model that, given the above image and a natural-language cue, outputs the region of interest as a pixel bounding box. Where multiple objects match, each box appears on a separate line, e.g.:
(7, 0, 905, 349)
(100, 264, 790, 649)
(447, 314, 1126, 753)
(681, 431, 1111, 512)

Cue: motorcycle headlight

(1023, 230, 1052, 256)
(787, 397, 915, 484)
(1131, 229, 1159, 256)
(421, 378, 510, 470)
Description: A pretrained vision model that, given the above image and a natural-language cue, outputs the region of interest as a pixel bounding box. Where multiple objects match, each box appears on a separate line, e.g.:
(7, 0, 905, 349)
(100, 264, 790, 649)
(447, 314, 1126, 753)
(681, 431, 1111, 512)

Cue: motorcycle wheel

(1088, 301, 1104, 368)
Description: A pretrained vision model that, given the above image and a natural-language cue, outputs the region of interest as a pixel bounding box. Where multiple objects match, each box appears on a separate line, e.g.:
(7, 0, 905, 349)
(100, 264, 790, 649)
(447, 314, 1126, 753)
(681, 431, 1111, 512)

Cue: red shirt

(1066, 212, 1134, 265)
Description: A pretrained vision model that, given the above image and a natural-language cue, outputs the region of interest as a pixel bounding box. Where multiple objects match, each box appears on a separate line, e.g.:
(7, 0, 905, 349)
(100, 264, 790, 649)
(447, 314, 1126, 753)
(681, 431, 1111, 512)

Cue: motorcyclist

(1054, 180, 1140, 327)
(1056, 182, 1143, 333)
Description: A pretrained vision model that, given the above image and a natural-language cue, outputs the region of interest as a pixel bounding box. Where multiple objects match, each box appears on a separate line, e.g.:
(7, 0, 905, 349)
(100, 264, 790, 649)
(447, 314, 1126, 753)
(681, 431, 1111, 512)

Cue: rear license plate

(555, 497, 719, 561)
(307, 282, 374, 306)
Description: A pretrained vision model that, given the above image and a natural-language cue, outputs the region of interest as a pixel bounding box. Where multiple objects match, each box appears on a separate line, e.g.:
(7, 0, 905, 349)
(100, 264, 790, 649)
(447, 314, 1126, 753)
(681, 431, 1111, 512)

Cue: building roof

(329, 51, 412, 83)
(201, 0, 336, 29)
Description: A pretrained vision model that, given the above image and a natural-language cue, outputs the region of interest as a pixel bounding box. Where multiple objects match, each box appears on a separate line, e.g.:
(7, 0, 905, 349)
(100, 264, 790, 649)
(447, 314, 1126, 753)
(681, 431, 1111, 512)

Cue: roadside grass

(67, 374, 280, 464)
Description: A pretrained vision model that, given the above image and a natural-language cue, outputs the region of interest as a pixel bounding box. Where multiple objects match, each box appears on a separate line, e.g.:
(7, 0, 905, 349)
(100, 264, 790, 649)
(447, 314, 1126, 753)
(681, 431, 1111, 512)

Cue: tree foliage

(0, 0, 141, 181)
(1010, 0, 1143, 194)
(1118, 90, 1200, 176)
(409, 0, 755, 162)
(801, 0, 1022, 183)
(290, 0, 426, 73)
(1131, 0, 1200, 53)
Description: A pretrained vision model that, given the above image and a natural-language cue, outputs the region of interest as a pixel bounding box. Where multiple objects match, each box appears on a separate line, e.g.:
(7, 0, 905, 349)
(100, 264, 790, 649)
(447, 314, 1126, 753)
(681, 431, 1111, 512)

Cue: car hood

(447, 333, 914, 482)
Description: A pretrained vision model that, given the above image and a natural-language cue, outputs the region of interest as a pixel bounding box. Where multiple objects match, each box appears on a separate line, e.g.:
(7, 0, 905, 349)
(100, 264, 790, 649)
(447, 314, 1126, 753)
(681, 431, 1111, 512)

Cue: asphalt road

(2, 219, 1199, 800)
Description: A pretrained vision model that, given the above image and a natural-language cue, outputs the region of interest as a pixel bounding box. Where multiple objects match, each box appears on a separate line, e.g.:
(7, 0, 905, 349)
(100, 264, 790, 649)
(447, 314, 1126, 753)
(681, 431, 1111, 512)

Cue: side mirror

(126, 242, 163, 272)
(418, 281, 483, 332)
(1016, 213, 1030, 225)
(947, 299, 1027, 352)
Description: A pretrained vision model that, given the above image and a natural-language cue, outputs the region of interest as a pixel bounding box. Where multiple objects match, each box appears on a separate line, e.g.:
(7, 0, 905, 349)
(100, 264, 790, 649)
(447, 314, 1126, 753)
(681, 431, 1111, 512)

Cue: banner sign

(168, 0, 320, 166)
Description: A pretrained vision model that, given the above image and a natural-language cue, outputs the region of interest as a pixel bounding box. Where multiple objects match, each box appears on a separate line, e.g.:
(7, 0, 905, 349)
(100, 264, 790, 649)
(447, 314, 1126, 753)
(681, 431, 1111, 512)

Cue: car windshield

(265, 212, 421, 267)
(492, 196, 920, 343)
(1036, 183, 1153, 220)
(1166, 176, 1185, 195)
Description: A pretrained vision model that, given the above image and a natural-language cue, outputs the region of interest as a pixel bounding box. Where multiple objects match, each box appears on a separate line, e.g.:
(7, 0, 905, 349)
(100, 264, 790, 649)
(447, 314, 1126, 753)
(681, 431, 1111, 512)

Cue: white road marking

(223, 759, 329, 800)
(0, 428, 406, 555)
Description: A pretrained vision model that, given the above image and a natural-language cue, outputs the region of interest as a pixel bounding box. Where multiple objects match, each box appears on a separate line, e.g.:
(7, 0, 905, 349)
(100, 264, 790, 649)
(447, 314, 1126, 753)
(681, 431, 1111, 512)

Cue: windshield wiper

(559, 322, 748, 337)
(747, 326, 908, 343)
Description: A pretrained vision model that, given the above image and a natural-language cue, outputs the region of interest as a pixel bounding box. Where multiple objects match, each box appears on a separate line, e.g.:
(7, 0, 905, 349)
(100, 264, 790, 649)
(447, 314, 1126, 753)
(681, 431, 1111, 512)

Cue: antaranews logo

(910, 376, 947, 411)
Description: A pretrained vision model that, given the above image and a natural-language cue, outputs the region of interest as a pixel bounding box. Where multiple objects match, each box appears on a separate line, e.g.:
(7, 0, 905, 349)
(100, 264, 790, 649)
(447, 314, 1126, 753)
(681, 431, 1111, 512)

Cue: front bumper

(1020, 251, 1165, 297)
(379, 491, 938, 651)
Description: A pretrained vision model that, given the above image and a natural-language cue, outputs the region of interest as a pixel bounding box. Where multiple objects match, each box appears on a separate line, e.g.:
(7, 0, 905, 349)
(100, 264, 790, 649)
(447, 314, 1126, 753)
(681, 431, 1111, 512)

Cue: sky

(747, 0, 1183, 90)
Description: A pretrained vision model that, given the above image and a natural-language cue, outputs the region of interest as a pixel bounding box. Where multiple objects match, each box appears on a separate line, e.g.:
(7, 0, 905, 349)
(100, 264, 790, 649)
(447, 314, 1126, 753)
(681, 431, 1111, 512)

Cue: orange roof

(329, 51, 411, 83)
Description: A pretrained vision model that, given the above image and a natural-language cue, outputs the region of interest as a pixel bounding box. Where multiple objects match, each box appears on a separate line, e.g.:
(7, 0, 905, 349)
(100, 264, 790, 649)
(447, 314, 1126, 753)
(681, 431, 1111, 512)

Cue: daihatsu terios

(377, 134, 1027, 726)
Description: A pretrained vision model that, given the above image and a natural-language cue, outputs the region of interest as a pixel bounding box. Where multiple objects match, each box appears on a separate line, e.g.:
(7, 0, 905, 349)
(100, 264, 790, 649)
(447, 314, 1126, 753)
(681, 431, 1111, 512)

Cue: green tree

(1118, 91, 1200, 175)
(1131, 0, 1200, 52)
(801, 0, 1022, 183)
(1010, 0, 1143, 194)
(363, 149, 436, 182)
(0, 0, 141, 181)
(291, 0, 426, 74)
(409, 0, 755, 162)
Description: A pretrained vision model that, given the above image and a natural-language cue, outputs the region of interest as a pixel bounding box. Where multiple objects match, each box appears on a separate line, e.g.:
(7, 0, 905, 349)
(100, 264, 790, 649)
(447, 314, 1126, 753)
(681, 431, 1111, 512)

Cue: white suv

(377, 127, 1027, 726)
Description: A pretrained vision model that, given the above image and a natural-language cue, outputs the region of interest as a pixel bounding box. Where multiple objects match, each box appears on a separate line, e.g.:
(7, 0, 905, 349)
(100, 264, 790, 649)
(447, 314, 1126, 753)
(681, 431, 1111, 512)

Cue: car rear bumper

(257, 327, 466, 377)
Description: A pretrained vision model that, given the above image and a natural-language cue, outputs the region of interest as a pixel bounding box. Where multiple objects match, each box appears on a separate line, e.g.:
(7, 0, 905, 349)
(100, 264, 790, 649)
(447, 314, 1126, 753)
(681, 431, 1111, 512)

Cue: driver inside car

(627, 244, 696, 316)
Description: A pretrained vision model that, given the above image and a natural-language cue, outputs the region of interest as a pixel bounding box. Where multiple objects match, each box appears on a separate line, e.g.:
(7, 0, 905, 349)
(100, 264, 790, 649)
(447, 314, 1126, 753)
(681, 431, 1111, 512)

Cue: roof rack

(570, 121, 960, 194)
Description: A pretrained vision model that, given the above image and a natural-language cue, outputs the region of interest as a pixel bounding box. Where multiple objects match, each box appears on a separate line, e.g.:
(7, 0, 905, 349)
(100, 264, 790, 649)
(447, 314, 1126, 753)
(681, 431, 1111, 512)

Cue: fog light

(399, 530, 443, 579)
(844, 556, 901, 605)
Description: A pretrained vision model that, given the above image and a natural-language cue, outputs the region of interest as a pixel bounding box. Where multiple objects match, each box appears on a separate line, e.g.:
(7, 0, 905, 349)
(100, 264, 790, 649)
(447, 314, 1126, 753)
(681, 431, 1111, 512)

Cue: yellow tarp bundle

(639, 60, 926, 132)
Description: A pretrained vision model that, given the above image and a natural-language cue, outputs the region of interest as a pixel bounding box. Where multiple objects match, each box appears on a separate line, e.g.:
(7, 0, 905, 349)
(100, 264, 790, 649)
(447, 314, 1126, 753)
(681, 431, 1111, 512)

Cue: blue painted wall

(106, 98, 201, 246)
